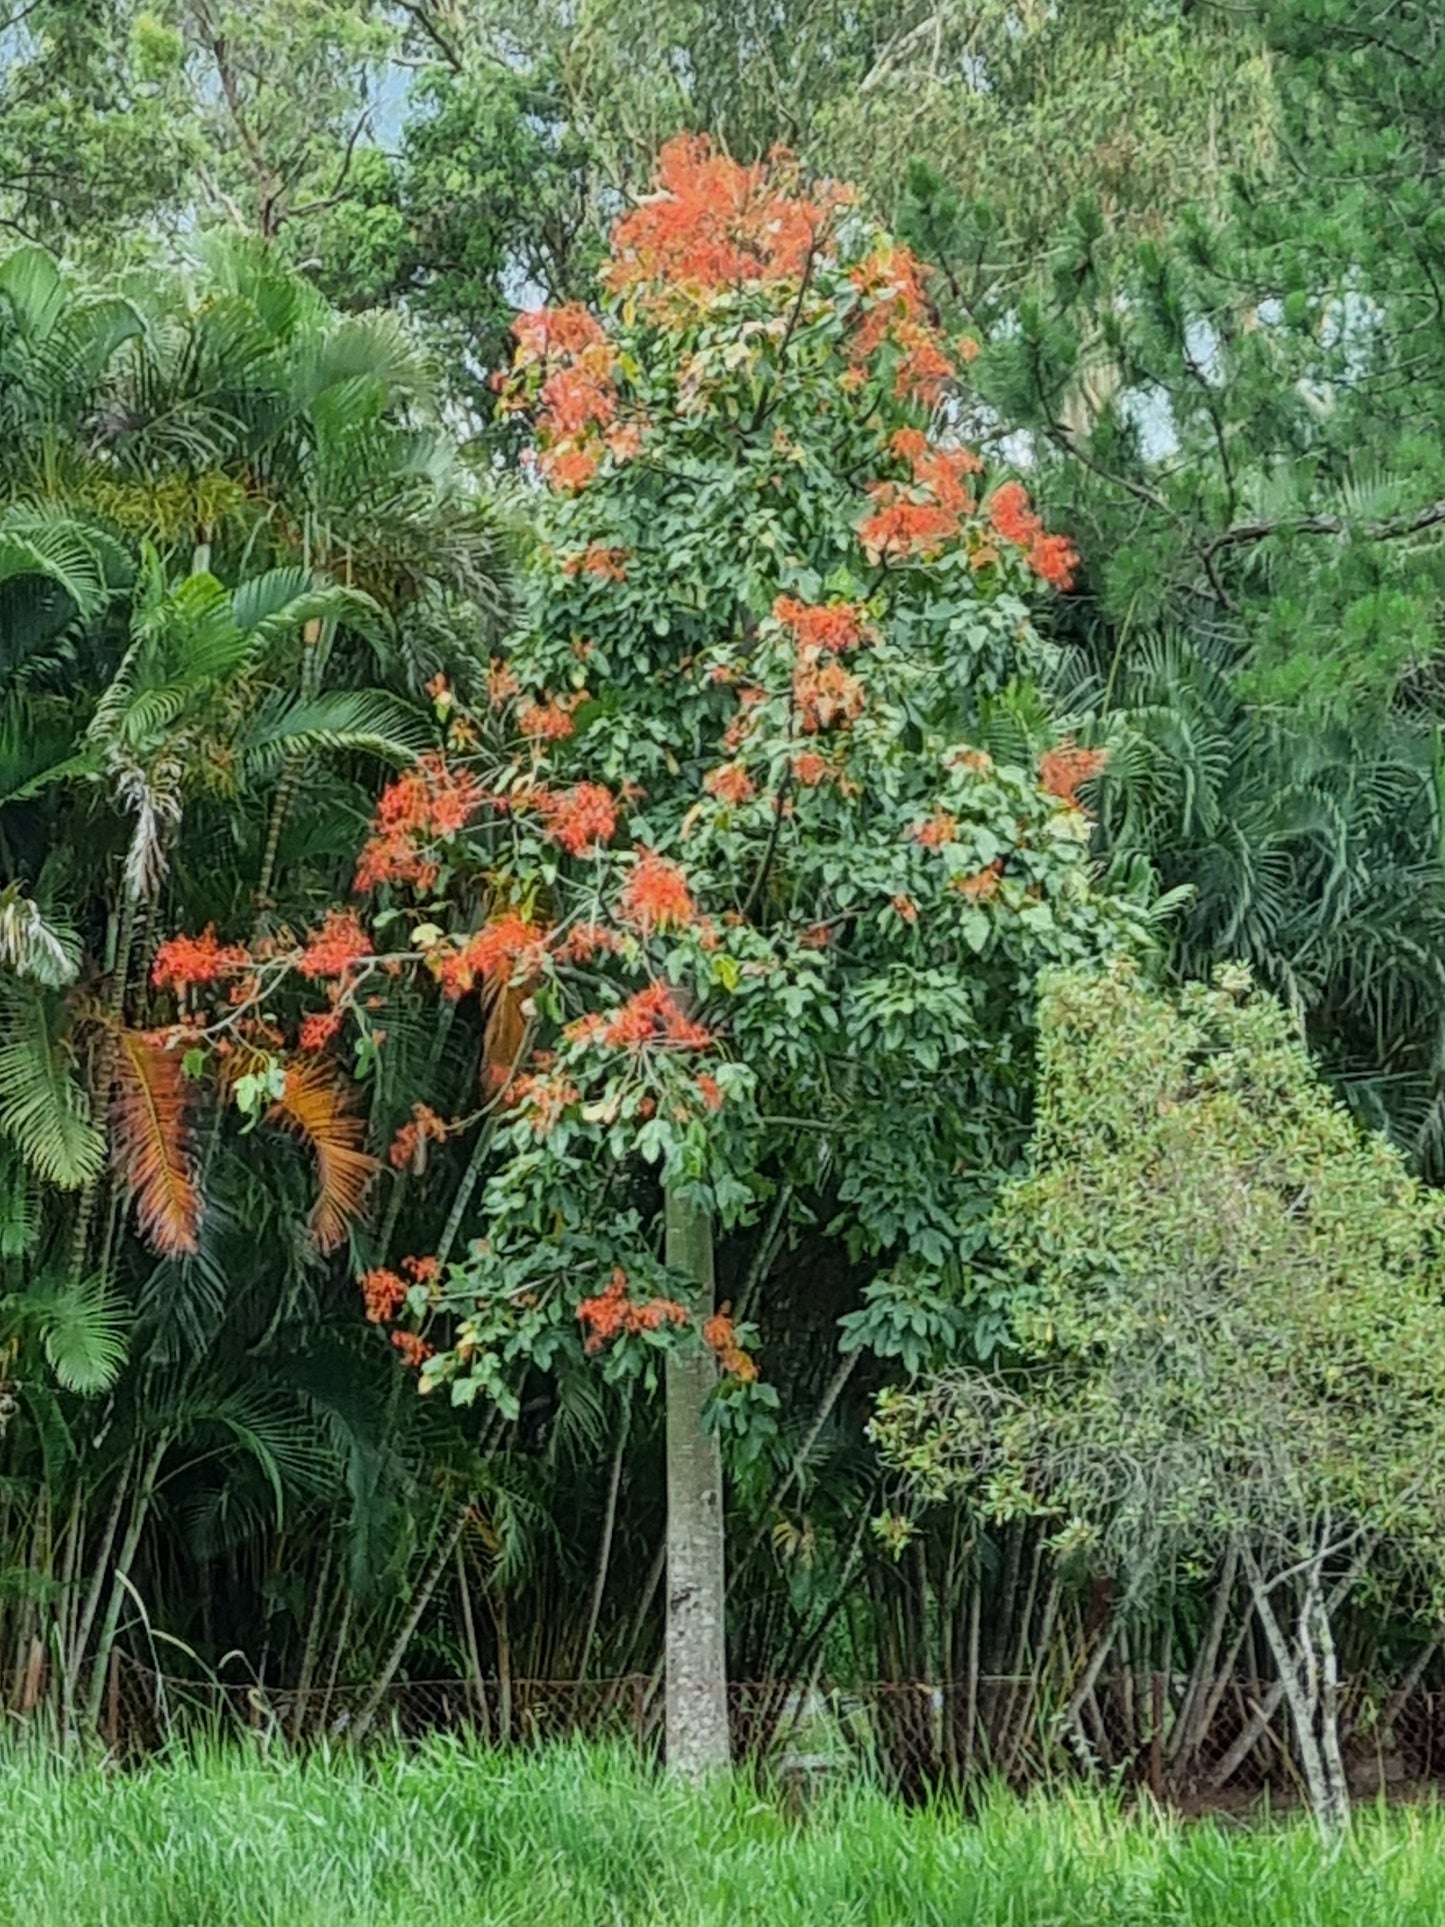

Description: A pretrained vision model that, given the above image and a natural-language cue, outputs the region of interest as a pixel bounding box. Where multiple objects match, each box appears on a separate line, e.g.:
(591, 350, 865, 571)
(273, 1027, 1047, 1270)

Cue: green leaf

(0, 979, 104, 1189)
(24, 1274, 130, 1393)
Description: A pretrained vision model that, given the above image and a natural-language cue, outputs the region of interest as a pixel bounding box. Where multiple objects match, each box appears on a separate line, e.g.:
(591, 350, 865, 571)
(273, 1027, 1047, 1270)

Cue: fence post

(1149, 1671, 1164, 1801)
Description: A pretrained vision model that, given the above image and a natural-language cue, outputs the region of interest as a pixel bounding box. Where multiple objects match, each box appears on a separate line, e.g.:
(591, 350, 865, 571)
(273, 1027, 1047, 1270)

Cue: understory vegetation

(2, 0, 1445, 1853)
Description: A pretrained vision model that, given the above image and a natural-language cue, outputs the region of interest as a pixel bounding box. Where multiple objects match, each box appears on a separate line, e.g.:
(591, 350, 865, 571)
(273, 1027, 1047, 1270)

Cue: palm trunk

(69, 890, 140, 1282)
(351, 1507, 468, 1743)
(254, 614, 331, 918)
(580, 1401, 629, 1678)
(84, 1433, 168, 1730)
(663, 1185, 729, 1778)
(66, 1448, 135, 1713)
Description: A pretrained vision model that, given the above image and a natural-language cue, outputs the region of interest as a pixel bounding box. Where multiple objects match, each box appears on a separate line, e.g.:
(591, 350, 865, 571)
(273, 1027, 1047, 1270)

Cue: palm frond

(229, 569, 383, 651)
(0, 887, 80, 987)
(237, 689, 428, 780)
(20, 1272, 130, 1393)
(0, 1144, 38, 1258)
(0, 509, 120, 619)
(109, 1028, 201, 1256)
(0, 978, 104, 1188)
(266, 1059, 376, 1253)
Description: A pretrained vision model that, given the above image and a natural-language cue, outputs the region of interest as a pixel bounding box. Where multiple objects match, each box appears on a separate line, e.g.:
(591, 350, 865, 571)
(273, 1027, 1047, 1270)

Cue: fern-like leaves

(109, 1029, 201, 1256)
(0, 979, 104, 1188)
(24, 1273, 130, 1393)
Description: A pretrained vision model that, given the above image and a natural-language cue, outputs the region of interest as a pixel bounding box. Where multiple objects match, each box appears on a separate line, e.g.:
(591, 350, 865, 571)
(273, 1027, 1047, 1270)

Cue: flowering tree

(150, 137, 1139, 1772)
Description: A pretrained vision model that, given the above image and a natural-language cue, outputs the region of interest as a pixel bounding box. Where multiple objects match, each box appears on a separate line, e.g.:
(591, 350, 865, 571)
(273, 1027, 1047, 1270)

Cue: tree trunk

(351, 1507, 468, 1743)
(664, 1185, 729, 1778)
(1243, 1547, 1350, 1840)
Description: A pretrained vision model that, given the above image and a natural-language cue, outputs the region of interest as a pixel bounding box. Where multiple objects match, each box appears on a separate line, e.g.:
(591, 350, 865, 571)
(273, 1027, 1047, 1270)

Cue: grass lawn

(0, 1737, 1440, 1925)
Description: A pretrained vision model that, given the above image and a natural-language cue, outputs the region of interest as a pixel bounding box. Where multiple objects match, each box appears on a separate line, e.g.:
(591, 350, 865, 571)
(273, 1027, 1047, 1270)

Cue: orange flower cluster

(773, 595, 868, 652)
(566, 983, 713, 1053)
(892, 894, 919, 923)
(703, 1307, 759, 1382)
(562, 544, 630, 582)
(389, 1101, 450, 1171)
(794, 656, 865, 733)
(605, 135, 848, 302)
(891, 322, 958, 406)
(517, 692, 584, 741)
(506, 302, 622, 492)
(538, 781, 617, 856)
(577, 1267, 688, 1353)
(539, 362, 616, 439)
(617, 850, 696, 934)
(299, 910, 370, 981)
(391, 1330, 434, 1369)
(911, 811, 958, 847)
(434, 912, 552, 998)
(703, 763, 756, 806)
(791, 750, 832, 786)
(890, 428, 983, 513)
(695, 1072, 724, 1112)
(511, 1071, 580, 1136)
(152, 926, 250, 993)
(857, 486, 960, 565)
(858, 428, 987, 566)
(987, 482, 1079, 591)
(354, 753, 486, 893)
(360, 1267, 407, 1323)
(1037, 743, 1109, 809)
(299, 1008, 344, 1052)
(847, 240, 955, 404)
(560, 922, 626, 964)
(954, 859, 1005, 902)
(512, 303, 608, 367)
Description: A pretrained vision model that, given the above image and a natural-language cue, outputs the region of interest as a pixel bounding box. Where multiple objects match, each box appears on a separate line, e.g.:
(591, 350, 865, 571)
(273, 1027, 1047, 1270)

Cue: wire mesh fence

(96, 1655, 1445, 1804)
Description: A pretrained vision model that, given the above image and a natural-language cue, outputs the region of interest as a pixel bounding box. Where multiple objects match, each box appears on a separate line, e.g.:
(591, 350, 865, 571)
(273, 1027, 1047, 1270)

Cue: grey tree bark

(1243, 1545, 1351, 1840)
(664, 1185, 729, 1778)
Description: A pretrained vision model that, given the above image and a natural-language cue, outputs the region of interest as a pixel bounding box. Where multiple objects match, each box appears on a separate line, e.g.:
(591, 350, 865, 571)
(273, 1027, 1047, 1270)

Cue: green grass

(0, 1738, 1441, 1925)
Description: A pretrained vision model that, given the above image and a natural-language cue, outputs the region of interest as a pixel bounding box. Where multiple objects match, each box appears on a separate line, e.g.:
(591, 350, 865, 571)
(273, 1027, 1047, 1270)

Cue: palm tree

(0, 238, 517, 1726)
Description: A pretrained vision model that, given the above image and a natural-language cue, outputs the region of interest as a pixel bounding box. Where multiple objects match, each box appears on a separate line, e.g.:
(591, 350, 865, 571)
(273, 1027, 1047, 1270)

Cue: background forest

(1, 0, 1444, 1814)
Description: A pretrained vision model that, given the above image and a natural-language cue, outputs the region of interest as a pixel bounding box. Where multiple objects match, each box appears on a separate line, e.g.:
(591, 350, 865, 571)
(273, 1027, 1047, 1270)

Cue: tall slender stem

(663, 1186, 729, 1777)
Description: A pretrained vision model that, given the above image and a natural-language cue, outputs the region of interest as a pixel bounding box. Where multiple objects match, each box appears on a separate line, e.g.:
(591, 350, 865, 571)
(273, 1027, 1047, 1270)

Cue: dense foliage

(876, 960, 1445, 1828)
(0, 0, 1441, 1816)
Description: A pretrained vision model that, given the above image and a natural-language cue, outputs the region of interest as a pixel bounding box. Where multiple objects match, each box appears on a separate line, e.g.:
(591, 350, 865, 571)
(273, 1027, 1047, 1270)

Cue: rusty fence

(91, 1655, 1445, 1803)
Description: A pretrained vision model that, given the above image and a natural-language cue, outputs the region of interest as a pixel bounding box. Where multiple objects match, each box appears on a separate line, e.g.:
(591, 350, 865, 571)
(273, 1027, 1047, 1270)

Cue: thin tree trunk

(731, 1350, 859, 1592)
(68, 1450, 135, 1690)
(1062, 1611, 1123, 1769)
(83, 1433, 168, 1730)
(455, 1543, 489, 1738)
(1243, 1548, 1348, 1839)
(1169, 1543, 1237, 1769)
(290, 1539, 332, 1740)
(69, 890, 140, 1281)
(351, 1508, 468, 1743)
(317, 1588, 353, 1735)
(962, 1572, 982, 1782)
(1210, 1552, 1367, 1794)
(663, 1186, 729, 1778)
(254, 614, 330, 918)
(581, 1402, 629, 1678)
(1311, 1570, 1351, 1834)
(434, 1118, 497, 1270)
